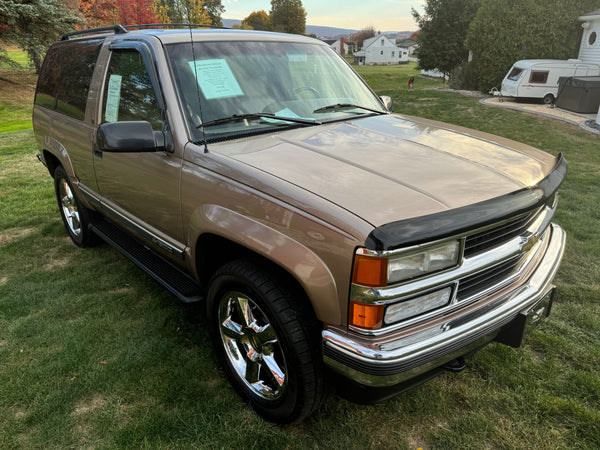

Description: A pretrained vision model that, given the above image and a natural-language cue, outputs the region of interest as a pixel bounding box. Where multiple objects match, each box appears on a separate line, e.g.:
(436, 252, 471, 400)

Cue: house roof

(579, 9, 600, 20)
(322, 39, 337, 45)
(395, 38, 417, 48)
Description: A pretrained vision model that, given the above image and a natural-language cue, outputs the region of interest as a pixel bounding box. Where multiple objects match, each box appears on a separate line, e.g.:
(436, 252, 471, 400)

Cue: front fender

(188, 204, 342, 325)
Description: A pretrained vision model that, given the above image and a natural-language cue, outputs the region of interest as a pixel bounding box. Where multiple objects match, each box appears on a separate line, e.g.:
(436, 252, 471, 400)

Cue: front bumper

(323, 223, 566, 388)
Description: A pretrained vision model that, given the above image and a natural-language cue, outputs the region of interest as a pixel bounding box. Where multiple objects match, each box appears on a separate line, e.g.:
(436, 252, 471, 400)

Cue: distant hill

(221, 19, 413, 39)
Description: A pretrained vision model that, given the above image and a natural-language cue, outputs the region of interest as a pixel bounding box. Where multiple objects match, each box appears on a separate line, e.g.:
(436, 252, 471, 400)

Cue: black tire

(54, 165, 100, 247)
(543, 94, 554, 105)
(207, 260, 326, 423)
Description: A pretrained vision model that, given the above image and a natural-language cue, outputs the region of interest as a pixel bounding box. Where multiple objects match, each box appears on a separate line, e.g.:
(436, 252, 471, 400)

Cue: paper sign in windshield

(105, 74, 122, 122)
(189, 59, 244, 100)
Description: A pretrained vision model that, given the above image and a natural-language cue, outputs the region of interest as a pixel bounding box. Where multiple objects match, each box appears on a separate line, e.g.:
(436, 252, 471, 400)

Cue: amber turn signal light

(349, 301, 384, 329)
(352, 254, 387, 287)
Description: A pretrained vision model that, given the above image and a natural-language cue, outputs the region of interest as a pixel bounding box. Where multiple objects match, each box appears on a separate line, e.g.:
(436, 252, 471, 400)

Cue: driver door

(93, 45, 185, 257)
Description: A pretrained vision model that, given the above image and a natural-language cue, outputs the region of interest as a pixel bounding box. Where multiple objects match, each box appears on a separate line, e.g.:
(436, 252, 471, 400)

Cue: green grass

(1, 65, 599, 448)
(0, 49, 30, 68)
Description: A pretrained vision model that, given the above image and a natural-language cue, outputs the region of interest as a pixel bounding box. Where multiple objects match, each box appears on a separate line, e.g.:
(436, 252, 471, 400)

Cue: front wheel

(54, 165, 100, 247)
(207, 260, 326, 423)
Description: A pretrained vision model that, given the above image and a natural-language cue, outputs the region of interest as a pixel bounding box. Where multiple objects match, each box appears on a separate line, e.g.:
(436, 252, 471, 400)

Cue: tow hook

(443, 356, 466, 372)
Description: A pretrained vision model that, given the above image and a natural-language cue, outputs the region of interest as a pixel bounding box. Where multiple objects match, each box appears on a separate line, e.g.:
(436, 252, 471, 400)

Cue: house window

(380, 50, 383, 55)
(589, 31, 597, 46)
(529, 71, 549, 84)
(381, 39, 385, 46)
(392, 51, 395, 57)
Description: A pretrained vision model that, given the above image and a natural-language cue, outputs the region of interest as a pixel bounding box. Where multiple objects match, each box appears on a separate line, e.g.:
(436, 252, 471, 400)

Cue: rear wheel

(54, 165, 100, 247)
(207, 260, 325, 423)
(543, 93, 554, 105)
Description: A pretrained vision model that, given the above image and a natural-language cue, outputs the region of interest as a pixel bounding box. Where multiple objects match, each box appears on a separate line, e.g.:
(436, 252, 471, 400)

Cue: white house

(578, 9, 600, 65)
(354, 34, 408, 65)
(396, 38, 418, 61)
(326, 38, 351, 56)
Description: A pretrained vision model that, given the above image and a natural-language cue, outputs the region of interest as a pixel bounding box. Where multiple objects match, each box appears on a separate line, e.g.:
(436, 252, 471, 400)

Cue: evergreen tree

(466, 0, 600, 91)
(0, 0, 81, 73)
(412, 0, 482, 79)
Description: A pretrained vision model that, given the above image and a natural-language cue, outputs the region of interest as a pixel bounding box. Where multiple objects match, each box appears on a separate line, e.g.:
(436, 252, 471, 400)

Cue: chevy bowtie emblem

(519, 233, 540, 253)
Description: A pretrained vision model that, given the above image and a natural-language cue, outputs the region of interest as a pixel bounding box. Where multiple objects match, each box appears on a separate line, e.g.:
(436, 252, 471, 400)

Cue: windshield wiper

(200, 113, 321, 128)
(312, 103, 387, 115)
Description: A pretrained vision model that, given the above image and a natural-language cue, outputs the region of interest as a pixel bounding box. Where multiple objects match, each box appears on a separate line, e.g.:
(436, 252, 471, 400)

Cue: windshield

(165, 40, 386, 142)
(507, 67, 524, 81)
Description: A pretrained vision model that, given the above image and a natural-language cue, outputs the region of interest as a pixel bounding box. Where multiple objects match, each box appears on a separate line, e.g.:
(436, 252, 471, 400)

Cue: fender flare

(43, 136, 76, 179)
(188, 204, 342, 324)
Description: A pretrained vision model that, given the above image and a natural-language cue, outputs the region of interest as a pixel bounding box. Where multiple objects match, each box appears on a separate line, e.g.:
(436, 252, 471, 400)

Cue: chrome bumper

(323, 223, 566, 388)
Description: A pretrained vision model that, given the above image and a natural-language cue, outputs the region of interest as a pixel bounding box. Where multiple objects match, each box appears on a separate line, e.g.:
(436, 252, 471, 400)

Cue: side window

(530, 71, 549, 84)
(35, 40, 102, 120)
(102, 50, 162, 130)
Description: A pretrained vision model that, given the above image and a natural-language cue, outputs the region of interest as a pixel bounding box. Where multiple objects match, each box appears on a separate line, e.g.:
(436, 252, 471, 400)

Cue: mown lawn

(0, 62, 598, 448)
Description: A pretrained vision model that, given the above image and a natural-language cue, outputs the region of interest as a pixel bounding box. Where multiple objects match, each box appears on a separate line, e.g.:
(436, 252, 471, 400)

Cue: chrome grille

(456, 256, 523, 301)
(464, 208, 541, 257)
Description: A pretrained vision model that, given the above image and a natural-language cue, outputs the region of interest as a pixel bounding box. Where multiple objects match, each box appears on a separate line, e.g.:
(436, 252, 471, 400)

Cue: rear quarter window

(35, 40, 103, 121)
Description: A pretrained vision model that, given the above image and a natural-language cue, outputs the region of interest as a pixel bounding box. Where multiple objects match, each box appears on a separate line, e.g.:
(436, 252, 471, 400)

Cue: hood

(213, 114, 557, 228)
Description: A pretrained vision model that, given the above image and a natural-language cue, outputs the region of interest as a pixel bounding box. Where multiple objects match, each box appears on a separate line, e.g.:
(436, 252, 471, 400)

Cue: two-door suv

(33, 25, 567, 423)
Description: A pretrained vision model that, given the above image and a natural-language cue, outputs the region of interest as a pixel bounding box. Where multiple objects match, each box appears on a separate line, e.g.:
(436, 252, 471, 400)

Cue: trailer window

(507, 67, 524, 81)
(530, 71, 549, 84)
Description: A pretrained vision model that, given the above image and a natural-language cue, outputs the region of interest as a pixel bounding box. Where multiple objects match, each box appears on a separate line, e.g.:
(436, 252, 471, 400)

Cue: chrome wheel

(218, 291, 287, 400)
(58, 178, 81, 237)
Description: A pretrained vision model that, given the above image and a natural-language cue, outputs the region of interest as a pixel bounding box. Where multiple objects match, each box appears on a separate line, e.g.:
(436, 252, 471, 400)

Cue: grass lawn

(1, 62, 599, 448)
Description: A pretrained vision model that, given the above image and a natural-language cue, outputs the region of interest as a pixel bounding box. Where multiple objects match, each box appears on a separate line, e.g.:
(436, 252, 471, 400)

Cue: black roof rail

(61, 23, 227, 41)
(61, 25, 128, 40)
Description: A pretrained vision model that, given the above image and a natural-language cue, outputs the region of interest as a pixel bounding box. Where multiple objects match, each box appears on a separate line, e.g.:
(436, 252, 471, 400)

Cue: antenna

(185, 2, 209, 153)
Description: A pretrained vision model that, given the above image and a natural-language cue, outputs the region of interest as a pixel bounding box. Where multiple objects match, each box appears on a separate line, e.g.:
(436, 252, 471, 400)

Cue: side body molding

(187, 204, 342, 325)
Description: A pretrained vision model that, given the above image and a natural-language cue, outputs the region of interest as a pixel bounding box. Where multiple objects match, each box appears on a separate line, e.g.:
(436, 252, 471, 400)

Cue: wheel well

(195, 233, 320, 323)
(43, 150, 60, 177)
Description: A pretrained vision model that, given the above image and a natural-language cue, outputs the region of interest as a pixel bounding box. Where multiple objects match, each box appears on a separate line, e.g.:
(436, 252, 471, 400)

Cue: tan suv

(33, 25, 567, 423)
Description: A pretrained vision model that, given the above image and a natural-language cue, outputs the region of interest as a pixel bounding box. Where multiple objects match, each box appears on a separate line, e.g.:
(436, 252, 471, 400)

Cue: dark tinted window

(530, 71, 549, 84)
(35, 40, 102, 120)
(102, 50, 162, 130)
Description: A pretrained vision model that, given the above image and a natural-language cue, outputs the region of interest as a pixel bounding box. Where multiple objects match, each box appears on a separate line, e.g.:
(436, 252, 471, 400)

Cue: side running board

(90, 219, 204, 303)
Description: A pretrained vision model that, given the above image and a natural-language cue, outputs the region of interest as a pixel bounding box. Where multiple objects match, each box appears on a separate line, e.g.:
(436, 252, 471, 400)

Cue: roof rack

(61, 23, 227, 41)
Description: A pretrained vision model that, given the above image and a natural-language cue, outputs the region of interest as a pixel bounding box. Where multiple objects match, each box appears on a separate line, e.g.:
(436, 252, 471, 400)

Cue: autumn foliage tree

(242, 10, 272, 31)
(114, 0, 158, 25)
(153, 0, 211, 25)
(78, 0, 119, 28)
(351, 26, 376, 50)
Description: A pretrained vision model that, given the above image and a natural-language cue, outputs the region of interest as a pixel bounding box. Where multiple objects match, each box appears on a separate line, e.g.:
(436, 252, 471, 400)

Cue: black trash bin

(555, 76, 600, 113)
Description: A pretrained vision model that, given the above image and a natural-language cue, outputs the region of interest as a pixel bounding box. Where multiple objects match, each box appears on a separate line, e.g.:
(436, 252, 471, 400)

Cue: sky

(223, 0, 426, 31)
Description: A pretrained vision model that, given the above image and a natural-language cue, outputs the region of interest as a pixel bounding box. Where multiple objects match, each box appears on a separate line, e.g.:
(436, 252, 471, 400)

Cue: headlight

(352, 240, 461, 288)
(387, 240, 461, 284)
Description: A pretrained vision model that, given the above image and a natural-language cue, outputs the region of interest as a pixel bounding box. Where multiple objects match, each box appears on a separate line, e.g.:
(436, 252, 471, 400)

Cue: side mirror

(380, 95, 393, 112)
(97, 121, 165, 153)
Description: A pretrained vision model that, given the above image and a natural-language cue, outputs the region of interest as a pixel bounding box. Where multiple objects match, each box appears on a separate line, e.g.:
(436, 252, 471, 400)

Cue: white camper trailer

(500, 59, 600, 104)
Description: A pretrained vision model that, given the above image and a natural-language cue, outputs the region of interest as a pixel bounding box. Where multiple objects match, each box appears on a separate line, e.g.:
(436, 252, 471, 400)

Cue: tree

(466, 0, 600, 91)
(270, 0, 306, 35)
(412, 0, 482, 79)
(115, 0, 158, 25)
(203, 0, 223, 26)
(242, 10, 272, 31)
(351, 26, 376, 50)
(79, 0, 119, 28)
(152, 0, 212, 25)
(0, 0, 82, 73)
